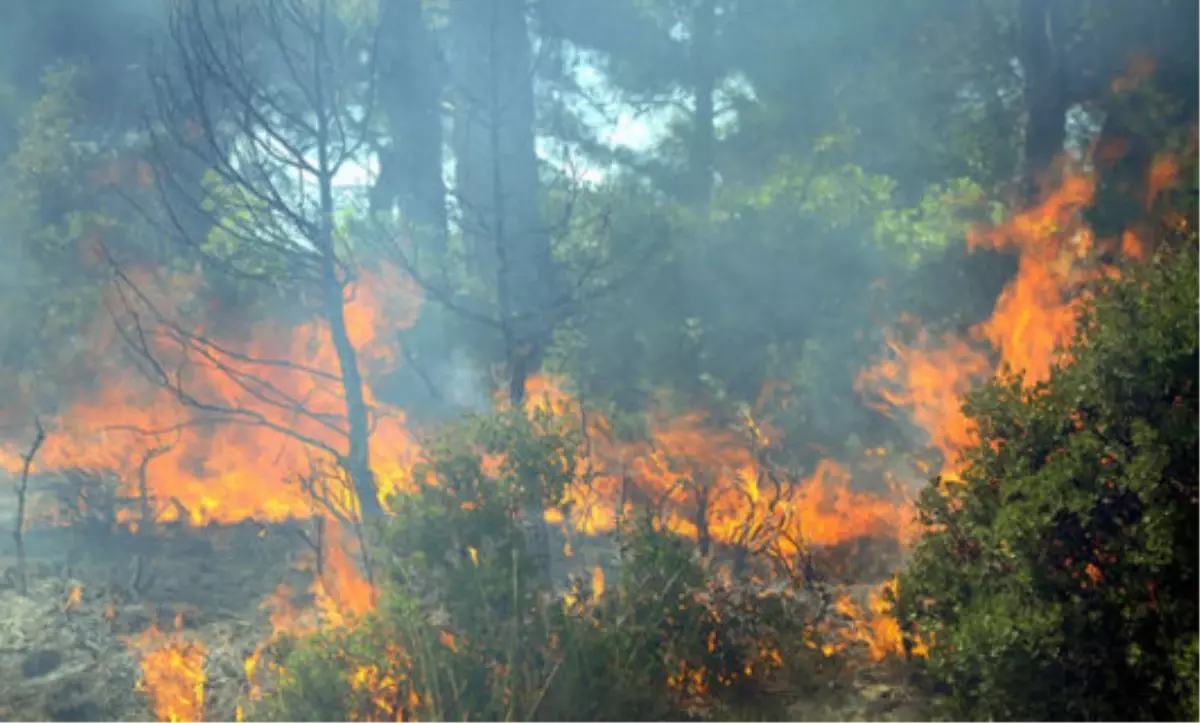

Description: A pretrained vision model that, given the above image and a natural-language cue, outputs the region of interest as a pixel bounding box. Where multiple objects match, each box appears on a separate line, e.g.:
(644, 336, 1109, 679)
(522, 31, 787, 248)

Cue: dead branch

(296, 513, 326, 580)
(13, 417, 47, 595)
(291, 458, 377, 593)
(136, 440, 177, 531)
(101, 263, 348, 462)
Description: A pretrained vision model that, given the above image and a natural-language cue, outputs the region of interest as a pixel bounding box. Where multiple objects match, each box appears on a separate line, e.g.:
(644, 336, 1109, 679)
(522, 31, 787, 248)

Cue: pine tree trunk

(448, 0, 556, 589)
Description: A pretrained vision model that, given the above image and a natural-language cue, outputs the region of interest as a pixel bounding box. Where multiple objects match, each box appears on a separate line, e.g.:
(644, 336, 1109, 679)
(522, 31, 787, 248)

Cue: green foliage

(8, 63, 81, 209)
(896, 242, 1200, 721)
(3, 1, 1197, 719)
(0, 61, 111, 398)
(253, 412, 831, 721)
(545, 514, 832, 722)
(873, 178, 1005, 267)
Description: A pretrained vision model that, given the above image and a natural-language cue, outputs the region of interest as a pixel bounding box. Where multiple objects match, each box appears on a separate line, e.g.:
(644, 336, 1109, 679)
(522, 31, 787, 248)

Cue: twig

(137, 442, 175, 531)
(14, 418, 47, 595)
(293, 461, 378, 599)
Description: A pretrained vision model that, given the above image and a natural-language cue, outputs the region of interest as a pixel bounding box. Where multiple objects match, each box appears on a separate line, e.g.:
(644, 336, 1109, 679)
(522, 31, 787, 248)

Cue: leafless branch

(139, 0, 382, 286)
(13, 417, 47, 596)
(102, 258, 348, 461)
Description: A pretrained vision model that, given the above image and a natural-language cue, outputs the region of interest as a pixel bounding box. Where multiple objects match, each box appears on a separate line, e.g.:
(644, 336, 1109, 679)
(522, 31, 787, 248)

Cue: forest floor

(0, 518, 930, 722)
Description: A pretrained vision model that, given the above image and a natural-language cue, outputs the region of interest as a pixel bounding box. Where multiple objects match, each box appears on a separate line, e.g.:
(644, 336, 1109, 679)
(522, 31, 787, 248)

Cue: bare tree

(113, 0, 392, 518)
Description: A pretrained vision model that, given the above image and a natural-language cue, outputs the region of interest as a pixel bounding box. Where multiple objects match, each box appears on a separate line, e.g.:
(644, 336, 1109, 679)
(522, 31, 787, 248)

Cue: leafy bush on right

(896, 241, 1199, 721)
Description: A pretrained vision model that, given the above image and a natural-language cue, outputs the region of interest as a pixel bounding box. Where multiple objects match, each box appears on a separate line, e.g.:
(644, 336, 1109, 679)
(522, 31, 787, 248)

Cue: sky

(334, 58, 664, 192)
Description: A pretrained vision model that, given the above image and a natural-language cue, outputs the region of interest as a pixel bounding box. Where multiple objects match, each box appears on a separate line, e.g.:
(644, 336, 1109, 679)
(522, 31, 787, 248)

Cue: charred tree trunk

(449, 0, 555, 354)
(695, 475, 712, 559)
(667, 0, 720, 405)
(136, 0, 398, 523)
(318, 245, 383, 519)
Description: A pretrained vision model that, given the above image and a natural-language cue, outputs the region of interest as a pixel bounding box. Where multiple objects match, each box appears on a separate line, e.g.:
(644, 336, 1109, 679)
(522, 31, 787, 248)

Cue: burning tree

(895, 239, 1198, 721)
(110, 0, 404, 521)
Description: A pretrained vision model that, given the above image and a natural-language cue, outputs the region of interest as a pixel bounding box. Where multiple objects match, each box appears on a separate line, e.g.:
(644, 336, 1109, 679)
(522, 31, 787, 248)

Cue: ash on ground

(0, 578, 143, 721)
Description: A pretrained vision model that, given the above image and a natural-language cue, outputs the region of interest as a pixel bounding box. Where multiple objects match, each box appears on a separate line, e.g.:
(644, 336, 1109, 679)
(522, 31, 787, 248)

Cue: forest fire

(519, 379, 919, 553)
(834, 142, 1185, 664)
(0, 248, 892, 720)
(0, 264, 423, 527)
(0, 0, 1192, 718)
(855, 149, 1181, 484)
(0, 118, 1186, 723)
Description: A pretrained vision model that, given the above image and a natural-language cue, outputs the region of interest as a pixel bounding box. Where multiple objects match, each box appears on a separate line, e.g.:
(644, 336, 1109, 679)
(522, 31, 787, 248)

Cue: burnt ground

(0, 510, 928, 722)
(0, 518, 313, 722)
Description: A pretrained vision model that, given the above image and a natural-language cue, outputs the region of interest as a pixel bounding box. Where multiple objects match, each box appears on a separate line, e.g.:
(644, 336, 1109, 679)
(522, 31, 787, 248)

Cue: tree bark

(673, 0, 718, 401)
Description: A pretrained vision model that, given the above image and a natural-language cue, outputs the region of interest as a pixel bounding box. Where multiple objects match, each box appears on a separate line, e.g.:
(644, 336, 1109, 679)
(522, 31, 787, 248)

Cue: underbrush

(243, 242, 1200, 722)
(243, 411, 843, 722)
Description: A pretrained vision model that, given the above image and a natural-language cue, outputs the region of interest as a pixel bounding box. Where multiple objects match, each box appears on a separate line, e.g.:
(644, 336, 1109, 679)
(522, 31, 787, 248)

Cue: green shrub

(896, 241, 1199, 721)
(252, 409, 833, 721)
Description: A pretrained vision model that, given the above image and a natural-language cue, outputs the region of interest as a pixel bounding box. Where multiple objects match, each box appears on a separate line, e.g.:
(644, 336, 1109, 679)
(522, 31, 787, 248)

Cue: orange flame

(240, 521, 376, 713)
(0, 263, 422, 527)
(0, 253, 444, 722)
(124, 614, 207, 723)
(515, 377, 917, 555)
(855, 158, 1147, 483)
(848, 132, 1186, 658)
(5, 58, 1183, 691)
(591, 566, 606, 600)
(835, 578, 928, 663)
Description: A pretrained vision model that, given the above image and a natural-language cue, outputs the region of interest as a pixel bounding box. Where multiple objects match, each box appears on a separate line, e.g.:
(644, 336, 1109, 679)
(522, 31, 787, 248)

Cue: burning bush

(895, 240, 1199, 720)
(245, 411, 836, 721)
